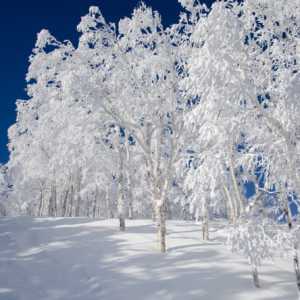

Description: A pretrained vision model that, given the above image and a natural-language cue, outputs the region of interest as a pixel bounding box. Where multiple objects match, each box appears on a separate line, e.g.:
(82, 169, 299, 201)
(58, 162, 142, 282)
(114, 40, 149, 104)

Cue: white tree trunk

(68, 182, 74, 217)
(294, 251, 300, 299)
(93, 187, 98, 218)
(157, 205, 166, 252)
(105, 169, 112, 219)
(152, 116, 182, 251)
(48, 170, 57, 217)
(228, 156, 245, 214)
(48, 186, 56, 217)
(155, 150, 176, 252)
(283, 200, 300, 298)
(125, 131, 133, 220)
(223, 183, 234, 221)
(62, 173, 72, 217)
(85, 192, 89, 217)
(38, 180, 45, 217)
(287, 207, 300, 298)
(155, 129, 165, 225)
(252, 265, 260, 288)
(228, 176, 239, 220)
(232, 195, 239, 220)
(202, 198, 209, 241)
(202, 216, 209, 241)
(75, 167, 82, 217)
(155, 130, 163, 201)
(145, 155, 156, 222)
(151, 202, 156, 222)
(146, 146, 166, 252)
(117, 147, 125, 231)
(62, 189, 69, 217)
(54, 171, 57, 217)
(145, 146, 166, 251)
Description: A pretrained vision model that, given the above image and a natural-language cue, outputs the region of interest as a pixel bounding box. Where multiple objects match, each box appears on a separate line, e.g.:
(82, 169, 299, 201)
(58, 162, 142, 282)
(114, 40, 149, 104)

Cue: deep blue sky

(0, 0, 216, 165)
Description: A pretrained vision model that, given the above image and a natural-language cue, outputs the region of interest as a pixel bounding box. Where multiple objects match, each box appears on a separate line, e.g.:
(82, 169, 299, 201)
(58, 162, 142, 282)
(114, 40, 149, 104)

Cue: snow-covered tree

(179, 0, 300, 292)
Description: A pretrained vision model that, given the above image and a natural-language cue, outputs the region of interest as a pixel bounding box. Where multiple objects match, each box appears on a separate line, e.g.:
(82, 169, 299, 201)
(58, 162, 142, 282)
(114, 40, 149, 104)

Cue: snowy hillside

(0, 217, 297, 300)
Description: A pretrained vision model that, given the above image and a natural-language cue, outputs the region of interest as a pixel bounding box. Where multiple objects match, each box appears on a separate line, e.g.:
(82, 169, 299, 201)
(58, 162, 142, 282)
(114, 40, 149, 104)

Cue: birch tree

(52, 1, 206, 251)
(180, 0, 300, 292)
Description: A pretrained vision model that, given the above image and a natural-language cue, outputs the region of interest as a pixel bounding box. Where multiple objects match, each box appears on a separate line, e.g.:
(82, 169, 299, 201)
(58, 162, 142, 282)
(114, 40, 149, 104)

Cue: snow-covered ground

(0, 217, 297, 300)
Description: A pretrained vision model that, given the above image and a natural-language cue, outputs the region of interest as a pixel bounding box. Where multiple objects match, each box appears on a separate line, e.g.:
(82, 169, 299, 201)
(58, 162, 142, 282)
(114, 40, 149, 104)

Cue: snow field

(0, 217, 297, 300)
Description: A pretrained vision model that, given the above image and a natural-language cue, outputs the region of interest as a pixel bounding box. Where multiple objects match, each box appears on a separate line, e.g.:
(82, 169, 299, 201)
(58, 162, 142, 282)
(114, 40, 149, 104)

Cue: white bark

(62, 189, 69, 217)
(48, 170, 57, 217)
(85, 192, 89, 217)
(117, 146, 125, 231)
(223, 183, 234, 221)
(145, 121, 157, 223)
(202, 198, 209, 241)
(252, 265, 260, 288)
(125, 131, 133, 220)
(62, 173, 72, 217)
(282, 199, 300, 298)
(294, 251, 300, 299)
(54, 171, 57, 217)
(48, 186, 56, 217)
(232, 193, 239, 220)
(151, 202, 156, 222)
(155, 127, 163, 201)
(228, 155, 245, 214)
(93, 187, 98, 218)
(105, 169, 112, 219)
(68, 182, 74, 217)
(247, 190, 267, 215)
(75, 167, 82, 217)
(156, 203, 166, 252)
(38, 180, 45, 217)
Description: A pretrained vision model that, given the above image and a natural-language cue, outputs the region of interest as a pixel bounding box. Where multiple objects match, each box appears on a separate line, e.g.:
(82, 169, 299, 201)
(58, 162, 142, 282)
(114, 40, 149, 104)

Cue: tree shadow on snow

(0, 217, 297, 300)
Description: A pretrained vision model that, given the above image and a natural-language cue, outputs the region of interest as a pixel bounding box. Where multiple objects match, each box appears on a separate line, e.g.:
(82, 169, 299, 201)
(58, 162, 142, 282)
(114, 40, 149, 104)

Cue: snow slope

(0, 217, 297, 300)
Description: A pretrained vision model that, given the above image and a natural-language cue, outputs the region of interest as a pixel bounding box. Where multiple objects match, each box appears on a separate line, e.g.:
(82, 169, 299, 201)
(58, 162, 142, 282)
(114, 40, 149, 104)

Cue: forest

(0, 0, 300, 295)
